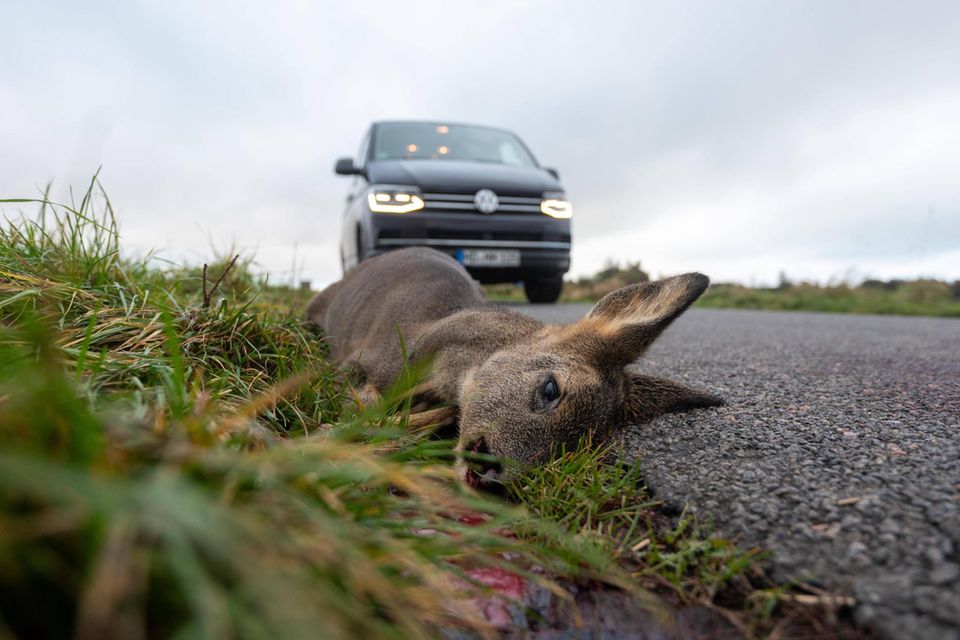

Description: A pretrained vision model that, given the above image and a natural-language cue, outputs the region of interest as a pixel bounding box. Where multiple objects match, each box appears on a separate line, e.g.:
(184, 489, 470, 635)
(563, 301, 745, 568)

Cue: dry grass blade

(75, 518, 149, 640)
(401, 406, 459, 433)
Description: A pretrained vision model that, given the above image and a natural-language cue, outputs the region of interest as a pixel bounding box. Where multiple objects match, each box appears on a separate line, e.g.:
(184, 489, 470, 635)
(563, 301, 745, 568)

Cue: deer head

(455, 273, 723, 488)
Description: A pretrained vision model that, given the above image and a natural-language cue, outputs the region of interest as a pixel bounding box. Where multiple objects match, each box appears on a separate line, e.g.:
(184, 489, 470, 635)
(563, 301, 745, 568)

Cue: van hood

(365, 159, 562, 196)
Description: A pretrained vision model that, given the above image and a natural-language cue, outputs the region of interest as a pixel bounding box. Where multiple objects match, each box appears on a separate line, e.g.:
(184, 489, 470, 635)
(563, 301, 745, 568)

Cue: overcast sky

(2, 0, 959, 287)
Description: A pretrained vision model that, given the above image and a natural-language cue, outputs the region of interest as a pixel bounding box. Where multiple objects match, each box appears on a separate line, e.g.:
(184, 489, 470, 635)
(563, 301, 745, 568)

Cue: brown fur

(307, 247, 722, 485)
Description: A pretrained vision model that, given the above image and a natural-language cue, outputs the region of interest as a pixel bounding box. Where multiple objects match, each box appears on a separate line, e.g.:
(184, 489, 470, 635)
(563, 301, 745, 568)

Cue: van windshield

(372, 123, 537, 167)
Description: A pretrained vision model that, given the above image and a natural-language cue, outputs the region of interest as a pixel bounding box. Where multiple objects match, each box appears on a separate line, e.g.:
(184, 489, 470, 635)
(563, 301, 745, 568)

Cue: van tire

(524, 276, 563, 304)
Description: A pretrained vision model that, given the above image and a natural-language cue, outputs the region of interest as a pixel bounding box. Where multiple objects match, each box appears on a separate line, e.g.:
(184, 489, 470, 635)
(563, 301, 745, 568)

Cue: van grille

(378, 229, 570, 244)
(421, 192, 542, 215)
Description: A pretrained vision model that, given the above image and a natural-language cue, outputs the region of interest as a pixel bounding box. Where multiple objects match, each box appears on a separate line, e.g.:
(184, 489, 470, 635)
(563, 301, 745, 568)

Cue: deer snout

(458, 436, 505, 493)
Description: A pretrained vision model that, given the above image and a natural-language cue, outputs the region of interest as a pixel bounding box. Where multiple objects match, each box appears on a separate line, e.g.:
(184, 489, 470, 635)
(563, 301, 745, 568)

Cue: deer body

(307, 247, 722, 486)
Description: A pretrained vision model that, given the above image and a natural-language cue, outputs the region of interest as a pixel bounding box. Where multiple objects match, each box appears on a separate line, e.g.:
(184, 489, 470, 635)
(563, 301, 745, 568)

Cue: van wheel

(524, 276, 563, 304)
(355, 228, 366, 263)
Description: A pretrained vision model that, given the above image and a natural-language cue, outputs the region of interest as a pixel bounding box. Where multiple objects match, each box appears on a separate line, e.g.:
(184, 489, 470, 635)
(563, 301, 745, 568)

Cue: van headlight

(541, 196, 572, 219)
(367, 189, 425, 214)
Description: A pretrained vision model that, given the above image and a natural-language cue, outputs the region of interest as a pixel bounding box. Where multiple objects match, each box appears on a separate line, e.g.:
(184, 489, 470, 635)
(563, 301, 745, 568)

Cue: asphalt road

(517, 305, 960, 640)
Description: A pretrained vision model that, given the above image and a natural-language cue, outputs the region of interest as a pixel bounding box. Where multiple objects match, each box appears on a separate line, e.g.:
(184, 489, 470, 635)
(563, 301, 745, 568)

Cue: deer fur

(306, 247, 722, 487)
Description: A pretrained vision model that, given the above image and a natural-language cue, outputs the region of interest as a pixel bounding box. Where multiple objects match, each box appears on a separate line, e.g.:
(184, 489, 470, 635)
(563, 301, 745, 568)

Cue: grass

(486, 263, 960, 317)
(698, 281, 960, 317)
(511, 442, 764, 595)
(0, 178, 867, 638)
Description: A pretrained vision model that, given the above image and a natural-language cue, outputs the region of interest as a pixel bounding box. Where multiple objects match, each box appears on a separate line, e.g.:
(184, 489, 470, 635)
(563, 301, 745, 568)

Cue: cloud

(1, 0, 958, 288)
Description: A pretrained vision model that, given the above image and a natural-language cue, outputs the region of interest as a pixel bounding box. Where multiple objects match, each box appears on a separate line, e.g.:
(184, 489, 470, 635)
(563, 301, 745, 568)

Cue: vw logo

(473, 189, 499, 214)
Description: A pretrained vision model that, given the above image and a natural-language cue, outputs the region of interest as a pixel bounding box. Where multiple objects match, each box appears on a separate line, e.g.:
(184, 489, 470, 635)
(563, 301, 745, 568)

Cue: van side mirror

(545, 167, 560, 180)
(335, 157, 362, 176)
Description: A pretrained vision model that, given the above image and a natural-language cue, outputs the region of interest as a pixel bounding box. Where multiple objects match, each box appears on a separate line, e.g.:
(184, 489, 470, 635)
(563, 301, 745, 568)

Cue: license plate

(457, 249, 521, 267)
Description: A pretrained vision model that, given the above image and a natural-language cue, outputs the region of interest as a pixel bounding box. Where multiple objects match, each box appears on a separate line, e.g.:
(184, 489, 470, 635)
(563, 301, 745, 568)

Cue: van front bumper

(368, 211, 571, 283)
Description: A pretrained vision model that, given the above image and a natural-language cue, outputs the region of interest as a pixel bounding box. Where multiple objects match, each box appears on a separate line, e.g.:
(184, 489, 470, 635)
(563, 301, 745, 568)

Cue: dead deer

(306, 247, 722, 488)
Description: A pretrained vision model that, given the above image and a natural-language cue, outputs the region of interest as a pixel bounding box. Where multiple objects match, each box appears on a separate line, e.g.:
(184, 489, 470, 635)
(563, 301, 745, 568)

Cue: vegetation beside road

(0, 181, 866, 638)
(488, 261, 960, 317)
(698, 278, 960, 317)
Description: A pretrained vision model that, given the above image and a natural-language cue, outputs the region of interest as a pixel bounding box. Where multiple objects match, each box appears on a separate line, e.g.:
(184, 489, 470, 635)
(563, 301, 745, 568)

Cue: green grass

(698, 281, 960, 317)
(513, 444, 762, 595)
(510, 445, 769, 630)
(487, 266, 960, 318)
(0, 178, 865, 639)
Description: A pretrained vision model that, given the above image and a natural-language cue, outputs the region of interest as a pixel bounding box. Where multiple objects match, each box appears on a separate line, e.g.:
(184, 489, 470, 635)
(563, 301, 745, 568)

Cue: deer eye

(541, 377, 560, 404)
(532, 375, 562, 413)
(542, 378, 560, 402)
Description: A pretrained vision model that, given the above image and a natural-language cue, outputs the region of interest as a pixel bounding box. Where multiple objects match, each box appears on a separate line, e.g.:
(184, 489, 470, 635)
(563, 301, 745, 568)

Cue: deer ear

(583, 273, 709, 364)
(621, 373, 724, 424)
